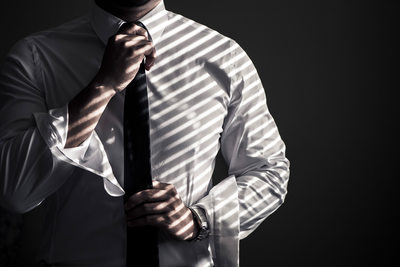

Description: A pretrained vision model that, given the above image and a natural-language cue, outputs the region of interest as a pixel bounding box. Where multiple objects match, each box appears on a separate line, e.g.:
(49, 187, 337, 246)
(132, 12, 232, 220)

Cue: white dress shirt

(0, 1, 289, 266)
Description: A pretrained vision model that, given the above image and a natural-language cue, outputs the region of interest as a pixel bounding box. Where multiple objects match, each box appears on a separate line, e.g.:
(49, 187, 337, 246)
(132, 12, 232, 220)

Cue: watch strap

(188, 206, 209, 241)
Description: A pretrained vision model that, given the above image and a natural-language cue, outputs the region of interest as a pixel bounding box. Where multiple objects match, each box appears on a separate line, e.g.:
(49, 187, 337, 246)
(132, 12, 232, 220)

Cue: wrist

(187, 209, 200, 241)
(187, 207, 209, 241)
(88, 78, 116, 99)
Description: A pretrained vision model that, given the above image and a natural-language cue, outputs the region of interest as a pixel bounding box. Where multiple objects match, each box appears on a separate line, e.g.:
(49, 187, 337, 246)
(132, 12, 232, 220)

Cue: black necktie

(123, 21, 159, 267)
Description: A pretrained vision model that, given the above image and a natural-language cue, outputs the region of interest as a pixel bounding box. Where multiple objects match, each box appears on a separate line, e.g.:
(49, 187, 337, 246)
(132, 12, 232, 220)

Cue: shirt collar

(90, 0, 167, 46)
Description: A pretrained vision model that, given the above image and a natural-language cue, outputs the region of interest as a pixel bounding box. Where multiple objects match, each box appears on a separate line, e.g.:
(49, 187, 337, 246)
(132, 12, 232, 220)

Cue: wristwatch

(189, 206, 210, 241)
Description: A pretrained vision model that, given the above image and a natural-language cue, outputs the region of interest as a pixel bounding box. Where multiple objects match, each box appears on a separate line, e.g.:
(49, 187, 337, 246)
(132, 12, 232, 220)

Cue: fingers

(125, 197, 174, 221)
(144, 47, 156, 70)
(110, 35, 155, 69)
(124, 38, 156, 69)
(114, 35, 152, 54)
(124, 182, 179, 219)
(116, 23, 155, 70)
(126, 195, 185, 222)
(118, 23, 149, 40)
(112, 33, 145, 42)
(124, 182, 197, 240)
(127, 207, 195, 240)
(125, 188, 169, 210)
(127, 208, 192, 229)
(152, 180, 173, 189)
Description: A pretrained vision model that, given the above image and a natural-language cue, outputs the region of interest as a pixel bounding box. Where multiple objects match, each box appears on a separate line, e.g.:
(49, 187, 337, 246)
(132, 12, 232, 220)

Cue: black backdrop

(0, 0, 397, 266)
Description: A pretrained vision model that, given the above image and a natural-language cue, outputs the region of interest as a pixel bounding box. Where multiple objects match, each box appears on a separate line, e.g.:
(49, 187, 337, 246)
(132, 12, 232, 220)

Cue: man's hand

(65, 23, 156, 148)
(125, 181, 199, 241)
(94, 22, 156, 93)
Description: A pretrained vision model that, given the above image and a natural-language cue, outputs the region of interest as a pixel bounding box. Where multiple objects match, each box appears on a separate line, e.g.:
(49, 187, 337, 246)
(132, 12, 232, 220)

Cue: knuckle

(147, 41, 155, 49)
(170, 200, 179, 210)
(165, 183, 174, 190)
(135, 191, 144, 199)
(172, 187, 178, 194)
(132, 24, 141, 30)
(168, 187, 178, 197)
(123, 40, 130, 48)
(166, 210, 175, 219)
(138, 27, 147, 35)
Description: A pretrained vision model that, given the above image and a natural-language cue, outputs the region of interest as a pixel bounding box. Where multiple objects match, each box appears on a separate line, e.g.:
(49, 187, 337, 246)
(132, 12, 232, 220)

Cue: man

(0, 0, 289, 266)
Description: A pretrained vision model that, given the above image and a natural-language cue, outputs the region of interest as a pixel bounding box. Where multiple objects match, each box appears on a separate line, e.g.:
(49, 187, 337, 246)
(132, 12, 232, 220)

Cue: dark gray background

(0, 0, 397, 266)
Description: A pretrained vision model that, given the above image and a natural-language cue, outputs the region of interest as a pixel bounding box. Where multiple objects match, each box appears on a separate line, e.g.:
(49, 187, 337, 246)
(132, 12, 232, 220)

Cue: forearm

(65, 23, 157, 149)
(236, 157, 289, 238)
(65, 80, 115, 148)
(0, 38, 79, 212)
(0, 127, 74, 213)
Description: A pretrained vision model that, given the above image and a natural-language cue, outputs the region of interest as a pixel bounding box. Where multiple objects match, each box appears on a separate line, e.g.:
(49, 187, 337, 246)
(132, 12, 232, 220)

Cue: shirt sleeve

(192, 40, 290, 265)
(0, 38, 123, 213)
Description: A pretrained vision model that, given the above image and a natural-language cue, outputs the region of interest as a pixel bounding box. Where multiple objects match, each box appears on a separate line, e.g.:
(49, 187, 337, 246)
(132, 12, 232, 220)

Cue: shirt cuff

(192, 175, 240, 266)
(33, 104, 124, 197)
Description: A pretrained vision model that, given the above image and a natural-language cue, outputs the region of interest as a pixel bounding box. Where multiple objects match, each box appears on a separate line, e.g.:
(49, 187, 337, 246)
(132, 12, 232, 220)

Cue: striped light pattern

(0, 1, 289, 266)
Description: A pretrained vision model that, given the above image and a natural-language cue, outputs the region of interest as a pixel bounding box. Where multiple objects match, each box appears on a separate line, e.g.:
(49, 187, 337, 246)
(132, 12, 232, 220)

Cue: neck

(95, 0, 161, 22)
